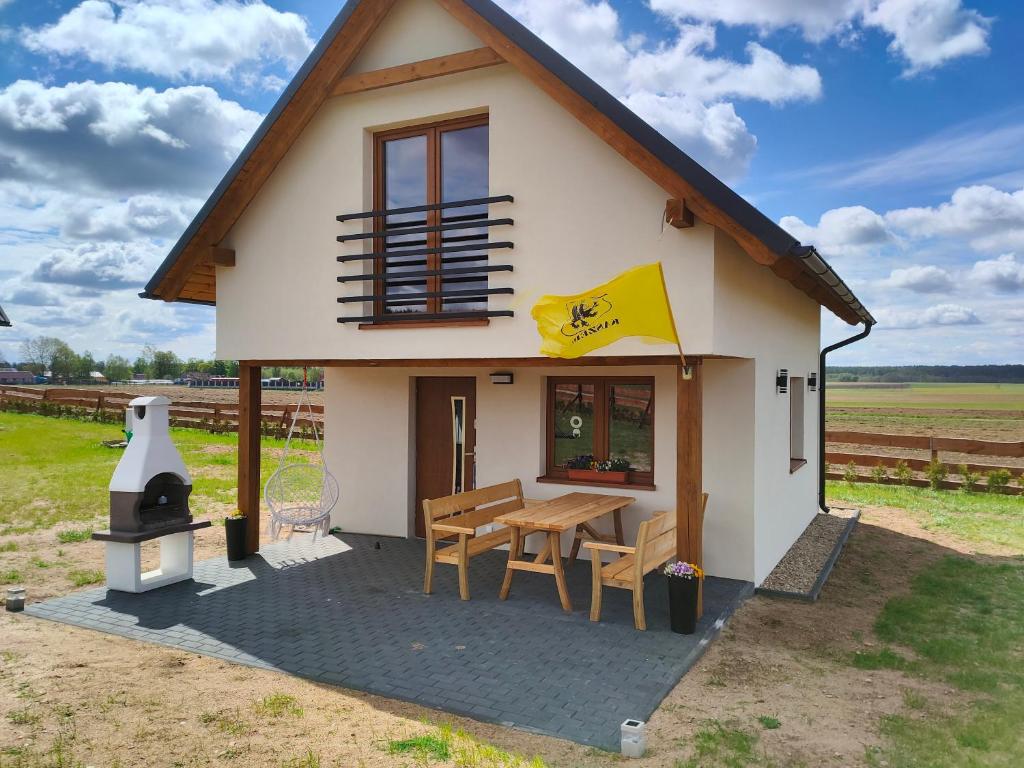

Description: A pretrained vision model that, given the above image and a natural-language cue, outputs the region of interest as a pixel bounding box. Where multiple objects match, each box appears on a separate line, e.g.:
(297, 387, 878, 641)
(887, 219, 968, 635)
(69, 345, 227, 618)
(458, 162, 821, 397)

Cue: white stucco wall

(214, 0, 831, 585)
(323, 362, 759, 579)
(215, 0, 715, 362)
(345, 0, 485, 74)
(713, 231, 822, 584)
(702, 358, 756, 582)
(324, 365, 681, 557)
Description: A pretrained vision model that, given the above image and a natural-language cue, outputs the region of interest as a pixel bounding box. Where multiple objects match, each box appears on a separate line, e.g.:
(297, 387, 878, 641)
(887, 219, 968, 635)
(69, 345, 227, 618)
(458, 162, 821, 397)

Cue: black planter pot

(667, 575, 699, 634)
(225, 516, 248, 561)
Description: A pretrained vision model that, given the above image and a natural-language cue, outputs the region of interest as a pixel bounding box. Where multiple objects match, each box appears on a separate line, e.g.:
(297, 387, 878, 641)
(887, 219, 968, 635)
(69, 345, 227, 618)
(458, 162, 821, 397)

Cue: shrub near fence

(826, 430, 1024, 495)
(0, 386, 324, 438)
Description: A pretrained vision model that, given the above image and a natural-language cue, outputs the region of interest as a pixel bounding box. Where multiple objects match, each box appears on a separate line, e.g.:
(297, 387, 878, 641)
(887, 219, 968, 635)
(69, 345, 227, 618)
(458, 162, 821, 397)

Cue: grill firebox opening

(139, 472, 190, 529)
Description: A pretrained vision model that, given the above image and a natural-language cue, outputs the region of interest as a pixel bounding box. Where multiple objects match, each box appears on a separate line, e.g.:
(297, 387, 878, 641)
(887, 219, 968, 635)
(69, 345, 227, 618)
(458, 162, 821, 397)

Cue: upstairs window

(374, 115, 491, 317)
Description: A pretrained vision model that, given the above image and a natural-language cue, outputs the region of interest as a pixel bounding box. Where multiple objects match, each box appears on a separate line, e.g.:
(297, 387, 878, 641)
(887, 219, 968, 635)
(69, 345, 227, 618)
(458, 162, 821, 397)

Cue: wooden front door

(415, 377, 477, 538)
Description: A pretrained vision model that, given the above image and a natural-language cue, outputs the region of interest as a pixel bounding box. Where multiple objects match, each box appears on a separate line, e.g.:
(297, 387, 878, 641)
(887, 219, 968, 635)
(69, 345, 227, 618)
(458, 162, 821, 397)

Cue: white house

(142, 0, 874, 585)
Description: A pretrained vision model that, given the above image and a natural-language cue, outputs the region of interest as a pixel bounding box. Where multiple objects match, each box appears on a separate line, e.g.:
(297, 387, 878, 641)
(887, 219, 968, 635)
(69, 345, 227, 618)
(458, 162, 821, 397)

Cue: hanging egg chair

(264, 370, 339, 541)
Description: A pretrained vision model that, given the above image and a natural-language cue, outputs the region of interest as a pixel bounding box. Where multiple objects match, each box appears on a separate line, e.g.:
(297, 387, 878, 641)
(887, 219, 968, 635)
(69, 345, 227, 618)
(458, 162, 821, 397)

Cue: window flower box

(566, 468, 630, 484)
(563, 456, 632, 484)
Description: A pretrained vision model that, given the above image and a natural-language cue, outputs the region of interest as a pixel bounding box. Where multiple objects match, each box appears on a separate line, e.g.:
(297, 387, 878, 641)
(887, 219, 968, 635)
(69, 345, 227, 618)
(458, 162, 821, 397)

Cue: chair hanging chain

(281, 366, 324, 466)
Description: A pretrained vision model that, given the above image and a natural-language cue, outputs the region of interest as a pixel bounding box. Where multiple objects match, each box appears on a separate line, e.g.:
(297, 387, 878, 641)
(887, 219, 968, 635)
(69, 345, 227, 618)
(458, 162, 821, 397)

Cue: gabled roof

(142, 0, 873, 326)
(0, 304, 10, 327)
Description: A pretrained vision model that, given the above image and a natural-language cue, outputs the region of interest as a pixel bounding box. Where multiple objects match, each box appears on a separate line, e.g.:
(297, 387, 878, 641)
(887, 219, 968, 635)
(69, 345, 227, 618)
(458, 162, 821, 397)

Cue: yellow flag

(530, 262, 680, 359)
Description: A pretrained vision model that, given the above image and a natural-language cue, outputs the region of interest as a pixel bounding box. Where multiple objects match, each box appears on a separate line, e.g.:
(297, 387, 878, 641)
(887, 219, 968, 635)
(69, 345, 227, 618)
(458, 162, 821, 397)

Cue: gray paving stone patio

(26, 533, 751, 749)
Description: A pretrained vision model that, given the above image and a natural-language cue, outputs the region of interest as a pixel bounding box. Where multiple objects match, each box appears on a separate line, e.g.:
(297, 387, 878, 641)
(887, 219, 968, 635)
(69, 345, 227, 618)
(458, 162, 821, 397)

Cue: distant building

(0, 368, 34, 384)
(89, 371, 108, 384)
(132, 372, 148, 381)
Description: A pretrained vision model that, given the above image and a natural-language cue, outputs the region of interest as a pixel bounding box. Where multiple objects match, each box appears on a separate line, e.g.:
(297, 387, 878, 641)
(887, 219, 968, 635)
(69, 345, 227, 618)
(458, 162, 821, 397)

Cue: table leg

(499, 526, 521, 600)
(533, 535, 551, 564)
(549, 531, 572, 612)
(568, 525, 582, 564)
(613, 509, 625, 556)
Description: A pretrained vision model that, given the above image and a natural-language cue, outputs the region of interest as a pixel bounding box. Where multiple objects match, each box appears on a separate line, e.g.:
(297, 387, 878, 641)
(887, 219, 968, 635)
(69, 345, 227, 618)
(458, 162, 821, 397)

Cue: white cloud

(32, 241, 161, 292)
(0, 79, 262, 196)
(648, 0, 859, 42)
(649, 0, 991, 74)
(624, 27, 822, 105)
(779, 205, 892, 255)
(6, 285, 63, 307)
(21, 0, 313, 84)
(968, 254, 1024, 293)
(878, 265, 955, 293)
(495, 0, 821, 181)
(885, 185, 1024, 253)
(865, 0, 991, 75)
(62, 194, 199, 240)
(876, 303, 980, 329)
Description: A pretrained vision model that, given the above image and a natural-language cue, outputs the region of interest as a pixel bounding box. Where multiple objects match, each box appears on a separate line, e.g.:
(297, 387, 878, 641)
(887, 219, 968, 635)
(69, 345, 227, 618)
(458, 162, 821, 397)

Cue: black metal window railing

(336, 194, 514, 324)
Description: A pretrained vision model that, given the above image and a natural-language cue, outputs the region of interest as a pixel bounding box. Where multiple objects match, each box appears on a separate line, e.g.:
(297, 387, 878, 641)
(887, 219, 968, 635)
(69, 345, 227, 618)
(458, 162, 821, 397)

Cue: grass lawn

(858, 557, 1024, 767)
(2, 409, 1024, 766)
(0, 411, 312, 533)
(827, 481, 1024, 552)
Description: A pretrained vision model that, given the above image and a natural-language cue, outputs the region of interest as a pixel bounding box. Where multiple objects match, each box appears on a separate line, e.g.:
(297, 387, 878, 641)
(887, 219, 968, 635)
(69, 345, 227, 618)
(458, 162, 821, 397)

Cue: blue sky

(0, 0, 1021, 366)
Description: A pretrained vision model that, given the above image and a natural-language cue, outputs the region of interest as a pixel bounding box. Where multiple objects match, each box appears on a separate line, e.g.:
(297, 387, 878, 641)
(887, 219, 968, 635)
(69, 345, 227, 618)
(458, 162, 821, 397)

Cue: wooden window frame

(372, 113, 489, 319)
(789, 375, 806, 473)
(543, 376, 655, 487)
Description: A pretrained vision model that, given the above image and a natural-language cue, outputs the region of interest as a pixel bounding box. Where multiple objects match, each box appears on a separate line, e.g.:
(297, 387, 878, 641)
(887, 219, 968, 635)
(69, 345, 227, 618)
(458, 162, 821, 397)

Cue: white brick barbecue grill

(92, 396, 210, 592)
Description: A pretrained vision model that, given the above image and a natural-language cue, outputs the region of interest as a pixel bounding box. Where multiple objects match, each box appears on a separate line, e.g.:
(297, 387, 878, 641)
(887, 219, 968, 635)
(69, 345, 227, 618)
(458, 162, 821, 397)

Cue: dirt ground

(1, 504, 1009, 767)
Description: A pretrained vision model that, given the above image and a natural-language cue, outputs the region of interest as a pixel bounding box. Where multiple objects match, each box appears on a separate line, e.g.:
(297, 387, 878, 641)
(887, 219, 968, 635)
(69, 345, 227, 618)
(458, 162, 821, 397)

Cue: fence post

(929, 437, 938, 465)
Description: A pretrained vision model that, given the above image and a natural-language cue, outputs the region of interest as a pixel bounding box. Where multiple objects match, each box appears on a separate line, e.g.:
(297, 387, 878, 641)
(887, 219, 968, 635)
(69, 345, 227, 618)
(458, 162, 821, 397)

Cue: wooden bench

(584, 494, 708, 630)
(423, 480, 527, 601)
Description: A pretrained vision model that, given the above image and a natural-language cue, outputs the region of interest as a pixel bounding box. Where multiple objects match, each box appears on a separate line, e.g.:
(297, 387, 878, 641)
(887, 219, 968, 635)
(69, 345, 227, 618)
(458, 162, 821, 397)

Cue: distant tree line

(827, 365, 1024, 384)
(1, 335, 253, 384)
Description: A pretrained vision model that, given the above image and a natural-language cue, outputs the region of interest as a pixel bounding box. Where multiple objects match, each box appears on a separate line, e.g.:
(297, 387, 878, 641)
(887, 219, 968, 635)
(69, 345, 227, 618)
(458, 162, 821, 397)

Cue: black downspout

(819, 321, 874, 512)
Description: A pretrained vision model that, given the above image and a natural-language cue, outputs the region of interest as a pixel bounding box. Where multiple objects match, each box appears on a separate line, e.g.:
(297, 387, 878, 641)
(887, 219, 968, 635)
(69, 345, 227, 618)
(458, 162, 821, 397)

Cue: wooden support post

(238, 364, 262, 555)
(676, 360, 703, 616)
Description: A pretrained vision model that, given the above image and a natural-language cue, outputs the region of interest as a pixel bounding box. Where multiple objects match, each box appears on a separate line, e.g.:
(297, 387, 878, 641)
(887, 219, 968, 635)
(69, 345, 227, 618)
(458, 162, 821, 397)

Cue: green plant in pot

(224, 510, 248, 562)
(564, 455, 631, 483)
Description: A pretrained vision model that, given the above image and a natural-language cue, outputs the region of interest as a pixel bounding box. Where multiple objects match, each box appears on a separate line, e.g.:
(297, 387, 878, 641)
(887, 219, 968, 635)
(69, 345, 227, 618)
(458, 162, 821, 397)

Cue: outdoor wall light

(489, 372, 514, 385)
(776, 369, 789, 394)
(808, 372, 818, 391)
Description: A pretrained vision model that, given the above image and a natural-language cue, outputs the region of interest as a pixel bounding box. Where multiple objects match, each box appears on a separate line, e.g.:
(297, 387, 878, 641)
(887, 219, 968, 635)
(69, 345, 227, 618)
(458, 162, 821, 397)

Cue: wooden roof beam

(206, 247, 236, 267)
(664, 198, 694, 229)
(157, 0, 400, 301)
(331, 46, 504, 96)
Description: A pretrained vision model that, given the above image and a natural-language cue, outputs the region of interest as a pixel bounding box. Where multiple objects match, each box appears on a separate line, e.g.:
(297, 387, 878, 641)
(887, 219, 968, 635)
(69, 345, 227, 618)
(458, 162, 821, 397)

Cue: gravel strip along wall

(757, 509, 859, 600)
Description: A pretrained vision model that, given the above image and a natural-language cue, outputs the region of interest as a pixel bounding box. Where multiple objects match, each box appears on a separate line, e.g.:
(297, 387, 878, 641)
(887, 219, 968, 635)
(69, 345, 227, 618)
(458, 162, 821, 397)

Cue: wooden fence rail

(0, 387, 324, 437)
(826, 430, 1024, 458)
(825, 429, 1023, 495)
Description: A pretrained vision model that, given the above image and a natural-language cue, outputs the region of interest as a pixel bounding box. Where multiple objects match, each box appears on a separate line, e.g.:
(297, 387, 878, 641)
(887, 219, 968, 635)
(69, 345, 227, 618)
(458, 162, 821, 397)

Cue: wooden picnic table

(494, 492, 636, 612)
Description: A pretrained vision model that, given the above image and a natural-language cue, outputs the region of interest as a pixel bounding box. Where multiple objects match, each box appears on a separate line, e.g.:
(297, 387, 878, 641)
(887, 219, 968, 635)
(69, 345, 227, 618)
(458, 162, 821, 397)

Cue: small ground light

(621, 718, 647, 758)
(6, 586, 26, 612)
